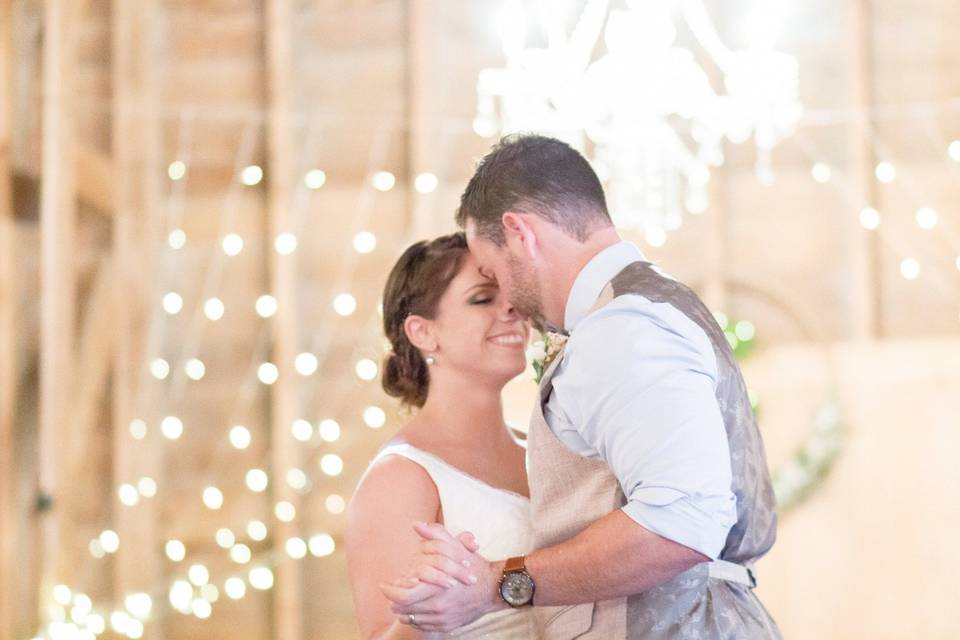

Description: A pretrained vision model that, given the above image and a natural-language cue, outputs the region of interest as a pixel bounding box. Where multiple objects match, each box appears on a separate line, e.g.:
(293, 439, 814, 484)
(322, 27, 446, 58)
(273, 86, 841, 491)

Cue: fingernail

(448, 579, 457, 587)
(469, 574, 478, 584)
(461, 560, 471, 567)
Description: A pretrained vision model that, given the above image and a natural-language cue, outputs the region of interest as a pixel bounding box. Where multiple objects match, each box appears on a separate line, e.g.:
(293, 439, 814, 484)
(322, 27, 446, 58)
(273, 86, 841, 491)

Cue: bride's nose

(497, 295, 517, 320)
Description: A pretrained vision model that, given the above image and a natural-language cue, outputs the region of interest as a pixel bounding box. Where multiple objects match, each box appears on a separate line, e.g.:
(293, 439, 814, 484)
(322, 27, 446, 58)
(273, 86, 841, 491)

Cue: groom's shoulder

(570, 295, 714, 362)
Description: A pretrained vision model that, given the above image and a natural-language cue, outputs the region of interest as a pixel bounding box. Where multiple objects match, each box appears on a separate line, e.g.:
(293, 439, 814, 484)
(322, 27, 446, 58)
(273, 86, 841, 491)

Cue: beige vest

(527, 261, 781, 639)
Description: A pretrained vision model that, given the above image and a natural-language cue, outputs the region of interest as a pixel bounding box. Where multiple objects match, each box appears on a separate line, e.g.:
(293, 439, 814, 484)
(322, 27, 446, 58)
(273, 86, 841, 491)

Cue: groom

(383, 134, 781, 638)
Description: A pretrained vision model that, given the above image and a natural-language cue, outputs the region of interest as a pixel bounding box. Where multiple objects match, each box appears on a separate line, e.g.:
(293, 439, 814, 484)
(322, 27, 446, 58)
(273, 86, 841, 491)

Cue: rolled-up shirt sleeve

(545, 296, 738, 559)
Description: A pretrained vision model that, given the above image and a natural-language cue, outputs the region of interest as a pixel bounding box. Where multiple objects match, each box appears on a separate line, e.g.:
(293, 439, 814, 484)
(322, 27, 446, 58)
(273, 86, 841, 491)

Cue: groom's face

(465, 221, 545, 330)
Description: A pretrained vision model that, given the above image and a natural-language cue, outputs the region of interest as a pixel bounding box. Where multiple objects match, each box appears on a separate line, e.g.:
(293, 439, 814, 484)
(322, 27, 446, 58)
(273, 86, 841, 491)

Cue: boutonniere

(527, 331, 569, 384)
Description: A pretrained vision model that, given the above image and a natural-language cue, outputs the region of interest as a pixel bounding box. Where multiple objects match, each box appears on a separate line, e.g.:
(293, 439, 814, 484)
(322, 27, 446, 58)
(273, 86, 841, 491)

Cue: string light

(200, 584, 219, 603)
(118, 484, 139, 506)
(185, 358, 206, 381)
(274, 232, 298, 255)
(875, 161, 896, 183)
(150, 357, 171, 380)
(362, 406, 386, 429)
(333, 293, 357, 316)
(900, 258, 920, 280)
(240, 165, 264, 186)
(414, 172, 439, 194)
(202, 486, 224, 510)
(304, 169, 326, 189)
(948, 140, 960, 162)
(188, 564, 210, 587)
(99, 530, 120, 554)
(161, 416, 184, 440)
(88, 539, 106, 559)
(249, 567, 274, 591)
(124, 593, 152, 620)
(222, 233, 244, 256)
(319, 454, 344, 477)
(859, 207, 880, 230)
(246, 520, 268, 542)
(204, 297, 225, 321)
(294, 352, 318, 376)
(191, 598, 212, 619)
(168, 228, 187, 250)
(169, 581, 192, 613)
(168, 161, 187, 181)
(308, 533, 336, 558)
(162, 292, 184, 315)
(318, 419, 341, 442)
(224, 577, 246, 600)
(274, 501, 296, 522)
(215, 528, 236, 549)
(371, 171, 396, 192)
(734, 320, 756, 342)
(165, 539, 186, 562)
(916, 207, 938, 230)
(645, 227, 667, 248)
(291, 419, 313, 442)
(955, 256, 960, 272)
(285, 537, 308, 559)
(257, 362, 279, 385)
(229, 544, 252, 564)
(137, 477, 157, 497)
(229, 425, 251, 450)
(325, 494, 346, 515)
(353, 231, 377, 254)
(245, 469, 269, 493)
(811, 162, 832, 183)
(129, 419, 147, 440)
(255, 294, 278, 318)
(53, 585, 72, 606)
(355, 358, 378, 381)
(287, 468, 308, 491)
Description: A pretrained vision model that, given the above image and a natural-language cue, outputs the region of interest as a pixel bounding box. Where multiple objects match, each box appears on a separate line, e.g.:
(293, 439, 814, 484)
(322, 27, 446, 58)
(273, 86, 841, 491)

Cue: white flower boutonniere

(527, 331, 569, 384)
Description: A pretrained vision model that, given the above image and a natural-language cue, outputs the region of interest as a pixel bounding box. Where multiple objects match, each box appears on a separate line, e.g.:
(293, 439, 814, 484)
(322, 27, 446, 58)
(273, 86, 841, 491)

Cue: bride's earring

(425, 353, 436, 366)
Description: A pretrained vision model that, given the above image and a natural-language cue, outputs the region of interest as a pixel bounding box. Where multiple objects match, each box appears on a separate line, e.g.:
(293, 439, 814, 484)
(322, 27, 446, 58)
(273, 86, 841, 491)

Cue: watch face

(500, 572, 534, 607)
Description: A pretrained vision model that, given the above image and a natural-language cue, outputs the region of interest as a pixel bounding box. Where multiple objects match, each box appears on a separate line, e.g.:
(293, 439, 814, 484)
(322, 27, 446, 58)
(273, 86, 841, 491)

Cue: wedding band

(408, 613, 417, 626)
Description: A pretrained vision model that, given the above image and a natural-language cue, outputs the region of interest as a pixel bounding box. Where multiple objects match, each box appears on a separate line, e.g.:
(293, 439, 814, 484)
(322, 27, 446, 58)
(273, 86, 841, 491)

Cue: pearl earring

(425, 354, 436, 366)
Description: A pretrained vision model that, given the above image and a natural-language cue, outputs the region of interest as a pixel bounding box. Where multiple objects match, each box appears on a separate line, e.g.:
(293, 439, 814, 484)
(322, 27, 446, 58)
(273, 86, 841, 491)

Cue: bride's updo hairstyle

(381, 232, 469, 407)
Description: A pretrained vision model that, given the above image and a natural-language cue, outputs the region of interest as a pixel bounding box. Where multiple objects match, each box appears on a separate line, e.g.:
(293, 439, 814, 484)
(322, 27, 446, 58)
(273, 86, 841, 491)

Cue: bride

(346, 232, 535, 639)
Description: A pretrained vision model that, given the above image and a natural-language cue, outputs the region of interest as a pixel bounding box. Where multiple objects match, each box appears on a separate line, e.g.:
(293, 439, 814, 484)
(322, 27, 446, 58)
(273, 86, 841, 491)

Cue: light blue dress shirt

(544, 241, 737, 559)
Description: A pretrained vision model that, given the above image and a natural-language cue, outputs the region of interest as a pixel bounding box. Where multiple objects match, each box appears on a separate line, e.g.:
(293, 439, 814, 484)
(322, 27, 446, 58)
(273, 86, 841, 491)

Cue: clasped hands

(379, 522, 506, 634)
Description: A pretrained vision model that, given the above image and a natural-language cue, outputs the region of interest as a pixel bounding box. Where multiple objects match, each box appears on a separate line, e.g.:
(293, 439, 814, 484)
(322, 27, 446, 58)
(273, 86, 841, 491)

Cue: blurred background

(1, 0, 959, 638)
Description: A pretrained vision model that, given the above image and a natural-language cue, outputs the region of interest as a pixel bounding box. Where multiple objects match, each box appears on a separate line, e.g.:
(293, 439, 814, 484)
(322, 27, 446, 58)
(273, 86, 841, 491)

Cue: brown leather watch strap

(504, 556, 526, 573)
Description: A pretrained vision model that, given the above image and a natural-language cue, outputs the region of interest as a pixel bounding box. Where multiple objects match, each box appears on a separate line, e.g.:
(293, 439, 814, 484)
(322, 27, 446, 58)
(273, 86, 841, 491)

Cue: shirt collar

(563, 241, 647, 332)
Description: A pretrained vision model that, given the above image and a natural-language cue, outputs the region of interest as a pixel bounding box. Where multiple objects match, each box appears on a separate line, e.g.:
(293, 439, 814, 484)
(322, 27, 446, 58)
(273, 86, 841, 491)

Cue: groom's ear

(403, 314, 436, 353)
(502, 211, 538, 260)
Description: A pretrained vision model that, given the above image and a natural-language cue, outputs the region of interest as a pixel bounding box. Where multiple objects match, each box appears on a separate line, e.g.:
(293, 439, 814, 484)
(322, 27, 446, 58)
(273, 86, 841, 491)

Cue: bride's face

(429, 254, 529, 383)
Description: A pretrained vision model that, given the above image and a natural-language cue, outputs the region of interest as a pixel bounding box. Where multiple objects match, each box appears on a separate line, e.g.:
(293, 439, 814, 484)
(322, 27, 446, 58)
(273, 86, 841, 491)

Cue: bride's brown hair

(381, 232, 469, 407)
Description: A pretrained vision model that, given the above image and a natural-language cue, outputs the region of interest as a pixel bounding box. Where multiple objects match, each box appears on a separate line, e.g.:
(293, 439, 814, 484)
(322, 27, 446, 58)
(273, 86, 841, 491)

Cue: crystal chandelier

(474, 0, 802, 240)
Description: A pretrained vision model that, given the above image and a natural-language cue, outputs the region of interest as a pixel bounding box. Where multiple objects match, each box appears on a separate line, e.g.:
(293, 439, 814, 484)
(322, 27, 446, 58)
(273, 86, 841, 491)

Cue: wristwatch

(498, 556, 535, 607)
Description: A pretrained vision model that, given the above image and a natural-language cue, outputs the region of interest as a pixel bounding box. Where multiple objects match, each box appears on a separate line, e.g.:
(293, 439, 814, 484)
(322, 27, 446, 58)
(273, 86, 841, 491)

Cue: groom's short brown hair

(456, 134, 612, 246)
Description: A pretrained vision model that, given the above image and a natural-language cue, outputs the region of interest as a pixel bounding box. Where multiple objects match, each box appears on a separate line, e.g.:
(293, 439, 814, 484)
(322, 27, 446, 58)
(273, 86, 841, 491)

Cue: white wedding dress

(368, 442, 536, 638)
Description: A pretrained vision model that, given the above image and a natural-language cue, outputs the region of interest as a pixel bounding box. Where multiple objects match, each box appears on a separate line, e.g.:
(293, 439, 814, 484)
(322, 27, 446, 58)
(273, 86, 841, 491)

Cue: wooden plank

(38, 0, 79, 598)
(264, 1, 303, 637)
(0, 0, 18, 636)
(110, 0, 163, 633)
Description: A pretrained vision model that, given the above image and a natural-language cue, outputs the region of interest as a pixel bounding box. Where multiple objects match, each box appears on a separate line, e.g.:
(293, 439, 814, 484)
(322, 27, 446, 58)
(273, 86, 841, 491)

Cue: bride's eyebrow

(465, 282, 496, 295)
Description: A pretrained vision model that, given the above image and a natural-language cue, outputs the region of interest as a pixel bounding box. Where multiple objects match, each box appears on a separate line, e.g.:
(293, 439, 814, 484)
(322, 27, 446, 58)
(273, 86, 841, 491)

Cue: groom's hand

(380, 523, 505, 633)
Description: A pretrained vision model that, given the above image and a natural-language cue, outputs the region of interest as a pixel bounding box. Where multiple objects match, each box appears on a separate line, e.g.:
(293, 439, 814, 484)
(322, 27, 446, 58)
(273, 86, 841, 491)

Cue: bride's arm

(346, 455, 446, 640)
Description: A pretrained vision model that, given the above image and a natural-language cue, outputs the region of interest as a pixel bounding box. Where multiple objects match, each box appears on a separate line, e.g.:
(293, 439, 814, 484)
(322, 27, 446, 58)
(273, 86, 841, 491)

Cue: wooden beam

(265, 1, 304, 638)
(847, 0, 881, 339)
(38, 0, 82, 600)
(0, 1, 19, 637)
(111, 0, 163, 633)
(75, 144, 114, 214)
